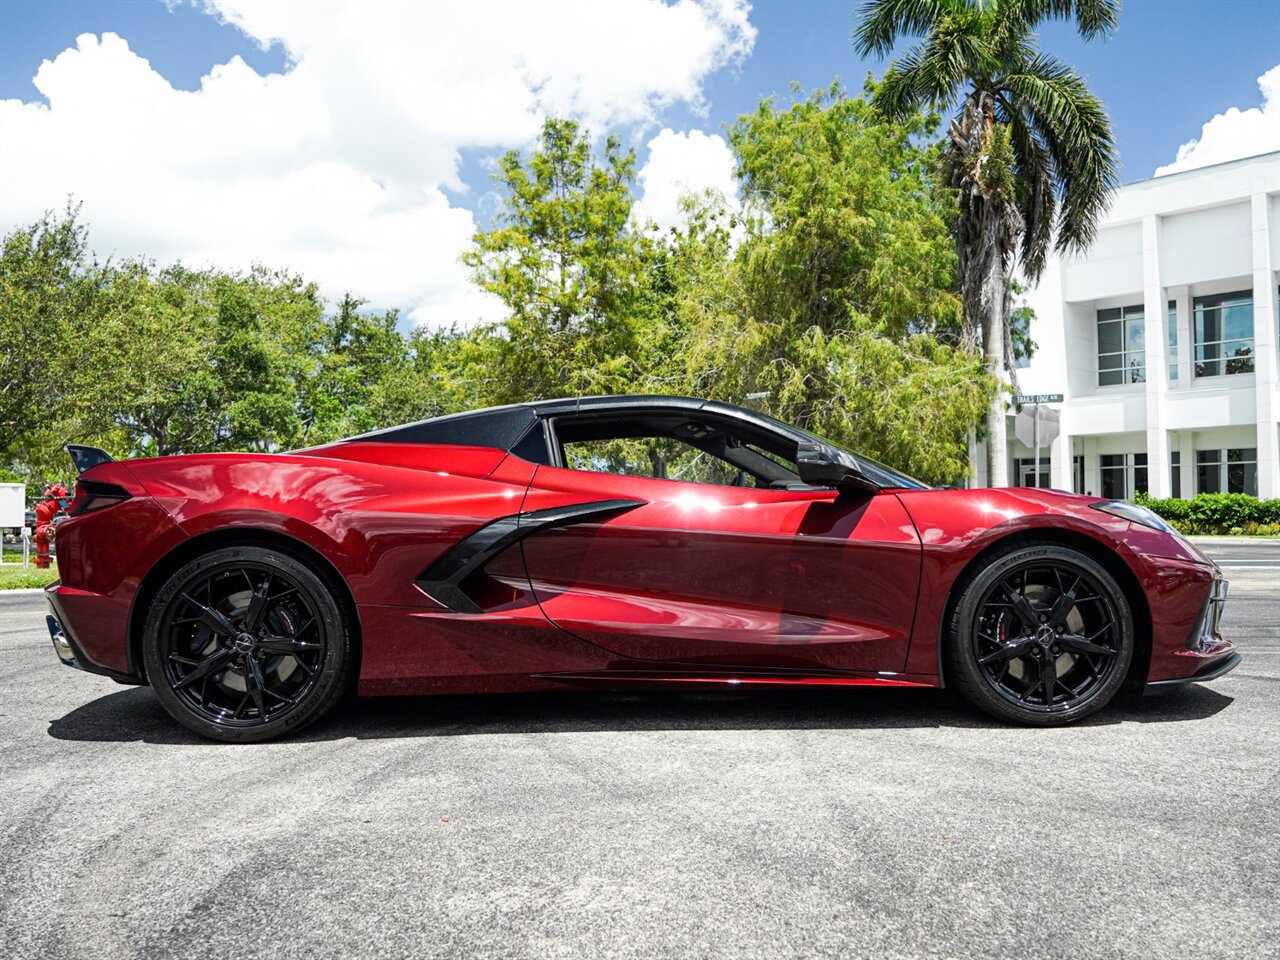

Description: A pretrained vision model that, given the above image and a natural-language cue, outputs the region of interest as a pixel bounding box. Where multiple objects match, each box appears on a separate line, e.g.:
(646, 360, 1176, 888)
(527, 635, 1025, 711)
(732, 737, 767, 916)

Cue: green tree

(294, 294, 414, 444)
(678, 86, 992, 483)
(0, 207, 467, 474)
(854, 0, 1119, 485)
(367, 328, 464, 427)
(82, 263, 326, 457)
(463, 118, 662, 403)
(0, 205, 100, 470)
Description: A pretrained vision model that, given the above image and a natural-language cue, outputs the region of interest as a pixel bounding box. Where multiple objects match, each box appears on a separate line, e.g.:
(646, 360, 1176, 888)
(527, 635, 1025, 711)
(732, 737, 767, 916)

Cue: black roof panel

(347, 404, 537, 450)
(346, 396, 718, 450)
(531, 395, 707, 417)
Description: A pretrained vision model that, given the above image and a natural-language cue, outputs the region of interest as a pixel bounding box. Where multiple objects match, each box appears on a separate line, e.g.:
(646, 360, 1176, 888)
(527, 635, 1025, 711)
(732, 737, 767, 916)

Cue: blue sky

(1, 0, 1277, 325)
(5, 0, 1277, 181)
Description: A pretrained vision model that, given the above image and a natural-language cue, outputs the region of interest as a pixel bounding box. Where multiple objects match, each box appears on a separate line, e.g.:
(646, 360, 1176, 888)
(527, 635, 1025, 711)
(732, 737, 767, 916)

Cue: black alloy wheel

(945, 543, 1134, 725)
(143, 546, 353, 742)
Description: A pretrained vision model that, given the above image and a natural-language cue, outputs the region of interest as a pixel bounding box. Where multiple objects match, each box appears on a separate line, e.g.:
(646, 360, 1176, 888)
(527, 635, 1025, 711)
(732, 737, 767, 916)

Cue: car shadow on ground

(47, 682, 1235, 746)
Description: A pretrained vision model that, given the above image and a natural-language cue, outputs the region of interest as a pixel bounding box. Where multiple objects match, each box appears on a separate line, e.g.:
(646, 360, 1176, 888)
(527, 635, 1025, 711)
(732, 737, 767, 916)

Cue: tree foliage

(0, 204, 100, 466)
(0, 211, 445, 482)
(3, 83, 1000, 489)
(675, 86, 991, 482)
(462, 118, 664, 402)
(855, 0, 1119, 484)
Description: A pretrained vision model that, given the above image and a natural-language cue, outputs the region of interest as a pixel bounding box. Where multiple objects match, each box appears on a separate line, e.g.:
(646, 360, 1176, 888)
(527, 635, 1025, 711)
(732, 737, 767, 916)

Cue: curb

(0, 588, 47, 603)
(1187, 536, 1280, 544)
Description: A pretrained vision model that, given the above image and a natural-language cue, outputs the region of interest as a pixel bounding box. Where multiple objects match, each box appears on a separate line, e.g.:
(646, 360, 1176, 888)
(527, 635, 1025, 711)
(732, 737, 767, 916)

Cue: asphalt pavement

(1, 539, 1277, 960)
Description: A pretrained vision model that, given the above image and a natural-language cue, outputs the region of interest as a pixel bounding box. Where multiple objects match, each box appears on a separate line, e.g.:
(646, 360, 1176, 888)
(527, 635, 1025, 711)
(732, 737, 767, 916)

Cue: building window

(1100, 453, 1148, 499)
(1194, 292, 1253, 377)
(1073, 455, 1085, 495)
(1098, 305, 1145, 385)
(1170, 450, 1181, 499)
(1167, 300, 1178, 382)
(1197, 448, 1258, 496)
(1013, 456, 1051, 488)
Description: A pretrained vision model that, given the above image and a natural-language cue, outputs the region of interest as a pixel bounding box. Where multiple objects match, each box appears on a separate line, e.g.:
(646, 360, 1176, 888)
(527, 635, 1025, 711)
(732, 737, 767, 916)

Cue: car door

(517, 413, 923, 675)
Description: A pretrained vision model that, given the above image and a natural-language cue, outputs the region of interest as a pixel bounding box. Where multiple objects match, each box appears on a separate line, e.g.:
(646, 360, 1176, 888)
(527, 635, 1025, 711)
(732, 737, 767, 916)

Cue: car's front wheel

(944, 543, 1134, 726)
(142, 545, 353, 742)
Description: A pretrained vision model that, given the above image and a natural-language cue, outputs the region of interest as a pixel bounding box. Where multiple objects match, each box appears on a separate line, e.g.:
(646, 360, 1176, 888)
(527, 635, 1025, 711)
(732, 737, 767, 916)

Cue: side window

(555, 417, 801, 489)
(565, 437, 745, 486)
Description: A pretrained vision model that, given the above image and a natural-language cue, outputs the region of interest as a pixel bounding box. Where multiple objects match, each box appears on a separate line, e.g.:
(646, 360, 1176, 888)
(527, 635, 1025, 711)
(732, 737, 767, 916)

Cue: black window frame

(542, 409, 806, 490)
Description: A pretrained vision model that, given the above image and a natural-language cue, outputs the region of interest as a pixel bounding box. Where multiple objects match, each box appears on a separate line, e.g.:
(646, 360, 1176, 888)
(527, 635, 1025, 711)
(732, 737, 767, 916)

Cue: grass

(0, 562, 58, 590)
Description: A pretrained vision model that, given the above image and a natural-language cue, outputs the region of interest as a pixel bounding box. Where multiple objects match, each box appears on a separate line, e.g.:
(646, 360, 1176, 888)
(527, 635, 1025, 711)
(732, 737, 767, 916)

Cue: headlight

(1089, 499, 1177, 534)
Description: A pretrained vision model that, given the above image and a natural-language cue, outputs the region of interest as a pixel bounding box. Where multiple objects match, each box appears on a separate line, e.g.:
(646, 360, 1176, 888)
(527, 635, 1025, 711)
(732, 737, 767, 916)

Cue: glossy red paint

(519, 464, 920, 672)
(892, 486, 1227, 683)
(46, 405, 1236, 707)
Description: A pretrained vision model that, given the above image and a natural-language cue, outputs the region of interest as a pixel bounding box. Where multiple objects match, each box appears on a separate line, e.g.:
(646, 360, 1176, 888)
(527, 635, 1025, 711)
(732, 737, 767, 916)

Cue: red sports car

(47, 395, 1237, 741)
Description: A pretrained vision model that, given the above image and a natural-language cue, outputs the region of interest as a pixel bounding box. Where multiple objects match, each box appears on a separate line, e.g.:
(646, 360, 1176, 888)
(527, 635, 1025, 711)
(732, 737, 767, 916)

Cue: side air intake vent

(416, 499, 645, 613)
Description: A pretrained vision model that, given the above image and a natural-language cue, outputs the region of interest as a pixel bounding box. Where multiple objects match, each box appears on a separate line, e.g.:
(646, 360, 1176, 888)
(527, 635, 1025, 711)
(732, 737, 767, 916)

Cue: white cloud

(1155, 64, 1280, 177)
(633, 128, 739, 234)
(0, 1, 755, 326)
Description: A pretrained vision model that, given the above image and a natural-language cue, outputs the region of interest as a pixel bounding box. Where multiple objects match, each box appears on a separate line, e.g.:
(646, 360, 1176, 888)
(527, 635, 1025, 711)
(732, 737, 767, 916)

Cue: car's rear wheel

(143, 545, 353, 742)
(945, 543, 1134, 726)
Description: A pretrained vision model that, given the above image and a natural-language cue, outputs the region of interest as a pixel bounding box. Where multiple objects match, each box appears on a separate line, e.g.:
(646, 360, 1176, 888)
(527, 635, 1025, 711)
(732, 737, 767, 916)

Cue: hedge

(1134, 492, 1280, 536)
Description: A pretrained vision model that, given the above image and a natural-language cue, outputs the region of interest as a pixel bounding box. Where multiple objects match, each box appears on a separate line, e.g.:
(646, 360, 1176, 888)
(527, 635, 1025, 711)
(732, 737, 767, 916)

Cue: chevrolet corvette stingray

(46, 395, 1238, 741)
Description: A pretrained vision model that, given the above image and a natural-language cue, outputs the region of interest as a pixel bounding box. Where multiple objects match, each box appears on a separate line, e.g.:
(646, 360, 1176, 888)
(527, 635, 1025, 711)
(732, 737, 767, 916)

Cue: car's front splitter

(1143, 650, 1241, 695)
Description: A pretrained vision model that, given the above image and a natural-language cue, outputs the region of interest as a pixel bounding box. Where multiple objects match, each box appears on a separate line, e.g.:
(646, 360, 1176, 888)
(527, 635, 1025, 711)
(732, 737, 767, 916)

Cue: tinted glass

(1097, 321, 1123, 353)
(1223, 301, 1253, 340)
(1125, 319, 1145, 352)
(564, 437, 746, 487)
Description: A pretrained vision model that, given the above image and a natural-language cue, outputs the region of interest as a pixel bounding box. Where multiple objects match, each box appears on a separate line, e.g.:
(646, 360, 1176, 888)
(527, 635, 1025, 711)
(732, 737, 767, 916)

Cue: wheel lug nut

(1039, 615, 1046, 623)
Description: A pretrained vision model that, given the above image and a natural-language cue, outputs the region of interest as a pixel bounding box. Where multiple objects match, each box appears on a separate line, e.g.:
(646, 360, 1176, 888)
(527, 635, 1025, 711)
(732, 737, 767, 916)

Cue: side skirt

(533, 669, 939, 689)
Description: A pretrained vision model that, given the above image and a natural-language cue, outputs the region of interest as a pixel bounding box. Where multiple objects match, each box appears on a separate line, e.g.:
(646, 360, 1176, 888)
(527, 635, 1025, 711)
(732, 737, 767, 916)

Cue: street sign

(0, 483, 23, 527)
(1013, 393, 1063, 404)
(1014, 405, 1060, 489)
(1015, 405, 1060, 447)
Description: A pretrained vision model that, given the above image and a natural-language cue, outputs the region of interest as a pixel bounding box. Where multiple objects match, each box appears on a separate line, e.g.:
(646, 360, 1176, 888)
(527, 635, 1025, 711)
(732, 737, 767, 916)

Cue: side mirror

(795, 441, 876, 496)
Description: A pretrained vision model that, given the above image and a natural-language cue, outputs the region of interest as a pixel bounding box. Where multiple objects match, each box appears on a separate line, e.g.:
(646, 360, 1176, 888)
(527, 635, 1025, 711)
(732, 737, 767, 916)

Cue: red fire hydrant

(34, 483, 69, 570)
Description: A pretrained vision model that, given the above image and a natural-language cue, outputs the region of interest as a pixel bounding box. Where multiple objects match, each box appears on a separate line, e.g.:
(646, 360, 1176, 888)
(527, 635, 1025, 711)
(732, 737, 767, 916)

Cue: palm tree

(854, 0, 1119, 487)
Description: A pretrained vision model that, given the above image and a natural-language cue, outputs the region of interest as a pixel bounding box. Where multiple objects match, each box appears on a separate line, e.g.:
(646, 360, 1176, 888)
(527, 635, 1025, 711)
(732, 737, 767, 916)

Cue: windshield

(751, 411, 931, 490)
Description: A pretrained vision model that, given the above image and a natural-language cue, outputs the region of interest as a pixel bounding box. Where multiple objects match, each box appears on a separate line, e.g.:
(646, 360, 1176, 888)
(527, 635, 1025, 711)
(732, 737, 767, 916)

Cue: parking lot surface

(1, 538, 1277, 960)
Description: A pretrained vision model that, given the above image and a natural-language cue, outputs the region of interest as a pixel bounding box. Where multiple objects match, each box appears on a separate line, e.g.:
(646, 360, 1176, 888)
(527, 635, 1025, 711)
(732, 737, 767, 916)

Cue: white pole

(1032, 404, 1040, 489)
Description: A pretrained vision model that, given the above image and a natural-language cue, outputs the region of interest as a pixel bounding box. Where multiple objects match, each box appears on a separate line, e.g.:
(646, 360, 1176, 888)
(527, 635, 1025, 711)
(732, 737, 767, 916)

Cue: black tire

(143, 545, 353, 742)
(944, 542, 1134, 726)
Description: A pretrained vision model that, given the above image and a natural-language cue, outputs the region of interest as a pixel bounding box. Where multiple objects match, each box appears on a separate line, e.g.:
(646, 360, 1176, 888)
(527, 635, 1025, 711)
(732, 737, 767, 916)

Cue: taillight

(70, 479, 132, 516)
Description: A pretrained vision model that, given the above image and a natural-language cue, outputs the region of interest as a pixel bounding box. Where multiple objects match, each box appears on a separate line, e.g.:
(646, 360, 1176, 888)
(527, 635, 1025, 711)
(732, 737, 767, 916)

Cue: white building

(981, 150, 1280, 500)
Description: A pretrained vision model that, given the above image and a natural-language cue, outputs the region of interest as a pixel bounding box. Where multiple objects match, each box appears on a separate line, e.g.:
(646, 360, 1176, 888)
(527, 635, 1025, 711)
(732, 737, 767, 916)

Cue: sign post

(0, 483, 25, 566)
(1013, 397, 1063, 488)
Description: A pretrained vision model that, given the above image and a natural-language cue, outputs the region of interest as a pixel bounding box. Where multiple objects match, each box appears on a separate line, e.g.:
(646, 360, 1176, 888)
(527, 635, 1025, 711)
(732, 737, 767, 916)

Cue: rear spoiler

(66, 445, 115, 475)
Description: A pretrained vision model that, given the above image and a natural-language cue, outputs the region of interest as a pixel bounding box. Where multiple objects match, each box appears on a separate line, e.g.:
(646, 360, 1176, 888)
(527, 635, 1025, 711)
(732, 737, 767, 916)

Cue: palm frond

(853, 0, 956, 57)
(872, 34, 974, 117)
(876, 61, 930, 118)
(924, 7, 1000, 84)
(1002, 105, 1058, 278)
(1002, 54, 1118, 253)
(1000, 0, 1121, 39)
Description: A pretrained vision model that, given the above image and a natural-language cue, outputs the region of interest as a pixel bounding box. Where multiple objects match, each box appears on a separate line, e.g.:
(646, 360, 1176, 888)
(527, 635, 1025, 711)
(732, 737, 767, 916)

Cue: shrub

(1137, 491, 1280, 535)
(1185, 493, 1260, 531)
(1135, 492, 1191, 523)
